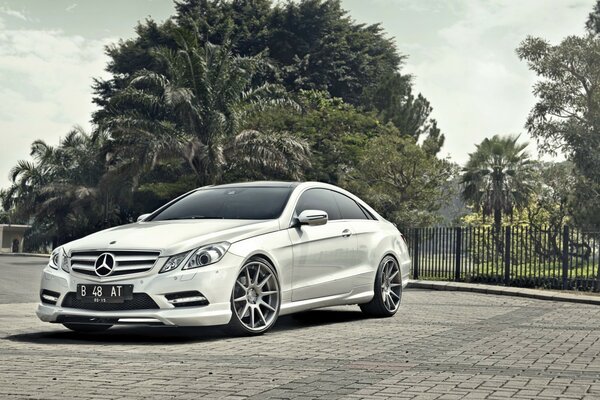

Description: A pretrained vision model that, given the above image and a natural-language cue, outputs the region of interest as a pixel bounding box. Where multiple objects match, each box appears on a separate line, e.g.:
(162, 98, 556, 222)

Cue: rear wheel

(63, 323, 112, 333)
(227, 257, 280, 336)
(360, 255, 402, 317)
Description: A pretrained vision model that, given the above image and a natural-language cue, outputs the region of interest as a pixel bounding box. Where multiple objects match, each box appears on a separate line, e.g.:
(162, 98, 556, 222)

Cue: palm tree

(461, 134, 534, 230)
(1, 155, 52, 221)
(1, 127, 114, 247)
(103, 26, 310, 187)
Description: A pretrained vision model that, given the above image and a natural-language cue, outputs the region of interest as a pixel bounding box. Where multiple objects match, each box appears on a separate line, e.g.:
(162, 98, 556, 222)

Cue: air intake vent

(61, 293, 160, 311)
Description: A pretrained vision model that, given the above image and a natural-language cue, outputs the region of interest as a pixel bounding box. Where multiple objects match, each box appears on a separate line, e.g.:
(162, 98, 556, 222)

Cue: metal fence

(405, 226, 600, 292)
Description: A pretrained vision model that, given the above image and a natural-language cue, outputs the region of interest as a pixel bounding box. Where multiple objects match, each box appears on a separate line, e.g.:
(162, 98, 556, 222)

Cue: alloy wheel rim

(380, 257, 402, 312)
(233, 261, 280, 331)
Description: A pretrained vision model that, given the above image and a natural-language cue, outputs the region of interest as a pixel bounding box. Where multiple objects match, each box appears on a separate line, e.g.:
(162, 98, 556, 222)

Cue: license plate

(76, 284, 133, 303)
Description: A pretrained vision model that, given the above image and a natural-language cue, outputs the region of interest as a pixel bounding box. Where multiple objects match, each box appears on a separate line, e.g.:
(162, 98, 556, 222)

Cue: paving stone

(1, 290, 599, 399)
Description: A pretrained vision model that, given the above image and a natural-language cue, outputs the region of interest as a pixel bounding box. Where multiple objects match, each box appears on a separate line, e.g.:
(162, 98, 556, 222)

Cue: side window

(331, 191, 369, 220)
(358, 204, 377, 220)
(295, 189, 341, 221)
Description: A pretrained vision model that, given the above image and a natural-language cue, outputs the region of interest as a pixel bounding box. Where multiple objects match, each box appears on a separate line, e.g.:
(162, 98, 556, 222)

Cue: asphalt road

(1, 255, 600, 399)
(0, 255, 46, 304)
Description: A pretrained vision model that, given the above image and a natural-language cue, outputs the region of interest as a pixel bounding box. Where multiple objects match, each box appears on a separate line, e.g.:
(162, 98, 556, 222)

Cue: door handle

(341, 229, 352, 238)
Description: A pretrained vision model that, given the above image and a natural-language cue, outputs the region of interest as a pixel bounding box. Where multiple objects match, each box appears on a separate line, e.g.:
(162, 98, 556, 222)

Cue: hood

(64, 219, 281, 256)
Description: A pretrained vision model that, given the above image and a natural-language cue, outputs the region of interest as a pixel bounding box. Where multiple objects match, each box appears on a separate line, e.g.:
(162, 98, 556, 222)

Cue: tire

(360, 255, 402, 317)
(226, 257, 281, 336)
(63, 323, 112, 333)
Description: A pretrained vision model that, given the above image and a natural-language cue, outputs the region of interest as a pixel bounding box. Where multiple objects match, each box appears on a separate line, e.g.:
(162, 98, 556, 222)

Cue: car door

(289, 188, 358, 301)
(330, 191, 377, 290)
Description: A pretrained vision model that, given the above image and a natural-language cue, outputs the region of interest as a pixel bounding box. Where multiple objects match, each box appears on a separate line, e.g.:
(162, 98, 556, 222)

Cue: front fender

(228, 230, 294, 301)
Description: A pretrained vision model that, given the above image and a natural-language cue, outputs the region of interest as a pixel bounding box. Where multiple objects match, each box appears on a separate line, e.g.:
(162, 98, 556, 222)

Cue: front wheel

(360, 255, 402, 317)
(226, 257, 281, 336)
(63, 323, 112, 333)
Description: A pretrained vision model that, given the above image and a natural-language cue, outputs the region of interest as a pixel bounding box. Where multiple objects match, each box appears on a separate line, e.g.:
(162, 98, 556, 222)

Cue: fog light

(170, 296, 206, 304)
(164, 291, 209, 307)
(40, 289, 60, 305)
(42, 294, 58, 302)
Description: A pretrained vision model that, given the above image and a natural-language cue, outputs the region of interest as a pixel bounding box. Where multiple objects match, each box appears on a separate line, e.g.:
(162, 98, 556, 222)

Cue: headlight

(49, 248, 68, 271)
(61, 250, 70, 273)
(159, 252, 189, 273)
(183, 242, 230, 270)
(49, 251, 60, 270)
(159, 242, 230, 273)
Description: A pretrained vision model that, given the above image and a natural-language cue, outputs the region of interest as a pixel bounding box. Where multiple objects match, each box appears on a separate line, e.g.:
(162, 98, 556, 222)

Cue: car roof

(206, 181, 301, 189)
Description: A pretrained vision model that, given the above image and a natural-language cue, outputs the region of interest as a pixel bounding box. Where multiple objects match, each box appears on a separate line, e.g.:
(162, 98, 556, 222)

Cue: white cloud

(0, 5, 28, 21)
(0, 26, 114, 188)
(400, 0, 590, 163)
(66, 3, 78, 13)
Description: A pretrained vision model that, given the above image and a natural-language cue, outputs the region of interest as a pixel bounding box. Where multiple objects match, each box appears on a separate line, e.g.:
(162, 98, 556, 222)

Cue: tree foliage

(517, 35, 600, 163)
(587, 0, 600, 34)
(462, 161, 576, 228)
(2, 0, 453, 248)
(93, 0, 435, 136)
(461, 135, 535, 229)
(366, 72, 445, 155)
(342, 135, 453, 229)
(525, 162, 576, 230)
(246, 90, 394, 184)
(102, 27, 310, 187)
(0, 128, 117, 248)
(518, 32, 600, 229)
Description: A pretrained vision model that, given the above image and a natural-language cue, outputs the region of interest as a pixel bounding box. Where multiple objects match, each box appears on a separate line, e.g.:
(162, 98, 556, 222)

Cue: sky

(0, 0, 595, 189)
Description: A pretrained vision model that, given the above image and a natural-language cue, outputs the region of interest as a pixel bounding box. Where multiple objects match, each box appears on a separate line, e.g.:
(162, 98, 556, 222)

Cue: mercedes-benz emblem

(94, 253, 116, 277)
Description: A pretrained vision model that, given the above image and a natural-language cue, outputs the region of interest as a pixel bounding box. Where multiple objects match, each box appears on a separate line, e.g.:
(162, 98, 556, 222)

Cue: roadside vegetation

(2, 0, 600, 257)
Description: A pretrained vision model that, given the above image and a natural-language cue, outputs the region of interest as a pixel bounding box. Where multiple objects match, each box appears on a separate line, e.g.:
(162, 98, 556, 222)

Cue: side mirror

(297, 210, 328, 226)
(137, 213, 151, 222)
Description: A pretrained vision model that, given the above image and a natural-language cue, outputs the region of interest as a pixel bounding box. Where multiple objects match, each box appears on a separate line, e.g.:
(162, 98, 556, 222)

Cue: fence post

(413, 229, 420, 280)
(562, 225, 569, 290)
(455, 227, 462, 282)
(504, 227, 511, 286)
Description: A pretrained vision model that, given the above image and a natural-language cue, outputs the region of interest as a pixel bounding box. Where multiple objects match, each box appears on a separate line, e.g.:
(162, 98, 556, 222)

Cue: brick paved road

(1, 258, 600, 399)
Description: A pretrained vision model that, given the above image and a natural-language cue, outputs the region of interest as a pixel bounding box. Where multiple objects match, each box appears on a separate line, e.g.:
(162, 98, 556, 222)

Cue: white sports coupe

(37, 182, 411, 335)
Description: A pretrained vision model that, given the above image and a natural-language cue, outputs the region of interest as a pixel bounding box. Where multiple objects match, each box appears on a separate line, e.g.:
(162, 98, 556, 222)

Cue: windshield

(150, 187, 293, 221)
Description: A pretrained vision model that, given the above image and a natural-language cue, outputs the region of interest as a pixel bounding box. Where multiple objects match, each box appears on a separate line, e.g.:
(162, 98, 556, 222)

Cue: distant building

(0, 224, 31, 253)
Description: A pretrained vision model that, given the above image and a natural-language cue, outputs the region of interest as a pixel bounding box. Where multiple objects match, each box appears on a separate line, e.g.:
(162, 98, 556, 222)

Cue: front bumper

(36, 252, 244, 327)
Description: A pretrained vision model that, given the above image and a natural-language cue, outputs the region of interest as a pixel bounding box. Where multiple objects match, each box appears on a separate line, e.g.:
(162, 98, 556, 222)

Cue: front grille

(61, 293, 160, 311)
(69, 250, 160, 277)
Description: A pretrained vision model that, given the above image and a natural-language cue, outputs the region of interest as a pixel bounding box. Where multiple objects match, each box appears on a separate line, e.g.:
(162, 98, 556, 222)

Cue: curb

(0, 253, 49, 259)
(407, 280, 600, 306)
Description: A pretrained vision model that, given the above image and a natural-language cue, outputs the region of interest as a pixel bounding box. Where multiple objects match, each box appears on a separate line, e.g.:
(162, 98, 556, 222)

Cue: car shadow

(5, 309, 369, 345)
